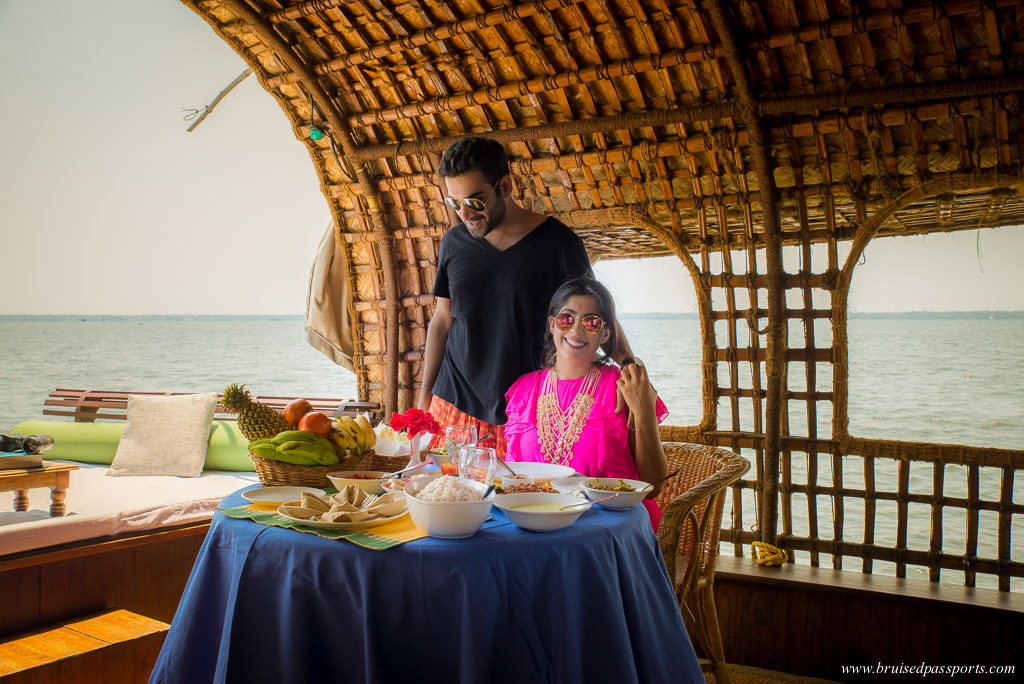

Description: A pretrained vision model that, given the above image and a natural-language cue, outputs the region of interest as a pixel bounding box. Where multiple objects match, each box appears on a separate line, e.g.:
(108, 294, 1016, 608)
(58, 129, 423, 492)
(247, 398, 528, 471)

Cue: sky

(1, 0, 1022, 315)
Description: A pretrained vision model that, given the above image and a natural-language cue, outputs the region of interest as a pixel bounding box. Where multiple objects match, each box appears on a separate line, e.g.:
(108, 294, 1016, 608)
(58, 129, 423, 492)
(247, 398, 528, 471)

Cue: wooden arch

(832, 169, 1024, 444)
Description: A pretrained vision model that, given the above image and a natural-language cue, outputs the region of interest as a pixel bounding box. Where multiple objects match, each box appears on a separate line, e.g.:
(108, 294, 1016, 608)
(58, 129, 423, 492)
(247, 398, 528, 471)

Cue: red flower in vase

(390, 408, 440, 439)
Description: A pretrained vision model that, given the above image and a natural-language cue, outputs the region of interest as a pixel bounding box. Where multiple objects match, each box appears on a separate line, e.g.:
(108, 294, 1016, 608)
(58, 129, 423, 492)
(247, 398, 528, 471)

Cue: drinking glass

(445, 425, 478, 466)
(458, 446, 498, 486)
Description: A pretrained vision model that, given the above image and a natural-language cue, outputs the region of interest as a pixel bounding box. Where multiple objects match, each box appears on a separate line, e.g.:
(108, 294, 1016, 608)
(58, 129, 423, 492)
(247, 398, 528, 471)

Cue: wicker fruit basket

(249, 450, 411, 488)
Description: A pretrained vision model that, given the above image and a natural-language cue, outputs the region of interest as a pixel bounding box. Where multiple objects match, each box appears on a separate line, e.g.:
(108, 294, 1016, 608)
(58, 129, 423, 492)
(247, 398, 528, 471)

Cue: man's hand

(615, 389, 626, 418)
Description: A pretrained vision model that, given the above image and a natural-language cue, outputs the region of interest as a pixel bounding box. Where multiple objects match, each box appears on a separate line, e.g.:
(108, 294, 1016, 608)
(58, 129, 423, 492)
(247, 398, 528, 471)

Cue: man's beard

(467, 195, 505, 237)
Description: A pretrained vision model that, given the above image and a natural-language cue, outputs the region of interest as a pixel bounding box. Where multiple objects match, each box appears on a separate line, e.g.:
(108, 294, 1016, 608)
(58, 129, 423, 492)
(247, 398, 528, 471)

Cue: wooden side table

(0, 462, 79, 516)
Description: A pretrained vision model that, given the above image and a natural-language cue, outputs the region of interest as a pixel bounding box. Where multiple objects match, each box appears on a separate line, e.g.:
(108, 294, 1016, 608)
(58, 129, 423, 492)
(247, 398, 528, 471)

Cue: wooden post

(705, 0, 784, 544)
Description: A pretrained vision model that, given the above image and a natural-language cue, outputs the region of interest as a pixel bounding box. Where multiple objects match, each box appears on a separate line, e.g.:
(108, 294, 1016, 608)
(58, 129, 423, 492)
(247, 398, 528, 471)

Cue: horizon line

(2, 310, 1023, 318)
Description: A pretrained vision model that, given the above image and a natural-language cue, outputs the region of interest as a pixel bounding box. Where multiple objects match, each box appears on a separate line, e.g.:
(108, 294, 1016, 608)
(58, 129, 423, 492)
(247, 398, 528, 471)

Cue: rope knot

(751, 541, 786, 567)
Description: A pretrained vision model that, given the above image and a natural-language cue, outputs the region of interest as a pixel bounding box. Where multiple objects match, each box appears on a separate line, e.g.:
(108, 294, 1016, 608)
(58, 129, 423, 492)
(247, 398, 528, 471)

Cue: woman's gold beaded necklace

(536, 367, 600, 466)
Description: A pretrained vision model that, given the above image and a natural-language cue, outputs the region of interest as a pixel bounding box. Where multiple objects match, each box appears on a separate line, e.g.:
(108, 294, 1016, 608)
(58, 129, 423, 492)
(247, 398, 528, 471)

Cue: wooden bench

(0, 609, 168, 683)
(43, 388, 379, 423)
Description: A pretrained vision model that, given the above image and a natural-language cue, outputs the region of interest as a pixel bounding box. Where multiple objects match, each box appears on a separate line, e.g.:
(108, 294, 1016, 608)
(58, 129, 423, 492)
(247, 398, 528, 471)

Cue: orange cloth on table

(427, 395, 507, 458)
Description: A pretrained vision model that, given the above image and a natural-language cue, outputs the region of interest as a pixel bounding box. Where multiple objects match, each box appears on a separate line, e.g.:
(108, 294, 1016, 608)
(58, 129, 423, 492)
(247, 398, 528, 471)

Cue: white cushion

(108, 393, 217, 477)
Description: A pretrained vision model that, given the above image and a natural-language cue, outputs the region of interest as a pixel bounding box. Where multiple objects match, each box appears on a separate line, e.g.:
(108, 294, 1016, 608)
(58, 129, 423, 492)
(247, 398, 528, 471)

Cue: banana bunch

(330, 414, 376, 457)
(249, 430, 339, 466)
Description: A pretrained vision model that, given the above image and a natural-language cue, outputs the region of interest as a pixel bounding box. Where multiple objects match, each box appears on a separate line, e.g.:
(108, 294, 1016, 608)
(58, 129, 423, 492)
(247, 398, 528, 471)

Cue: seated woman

(504, 277, 670, 530)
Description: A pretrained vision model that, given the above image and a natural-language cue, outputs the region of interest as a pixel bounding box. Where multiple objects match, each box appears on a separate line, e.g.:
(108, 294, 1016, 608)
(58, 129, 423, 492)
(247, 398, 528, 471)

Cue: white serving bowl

(494, 492, 590, 532)
(579, 477, 651, 510)
(327, 470, 390, 495)
(403, 476, 495, 538)
(550, 476, 589, 495)
(503, 461, 575, 483)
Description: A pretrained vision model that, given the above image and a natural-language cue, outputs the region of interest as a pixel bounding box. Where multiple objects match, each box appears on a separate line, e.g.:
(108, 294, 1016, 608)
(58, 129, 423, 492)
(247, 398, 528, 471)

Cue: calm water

(1, 315, 1021, 588)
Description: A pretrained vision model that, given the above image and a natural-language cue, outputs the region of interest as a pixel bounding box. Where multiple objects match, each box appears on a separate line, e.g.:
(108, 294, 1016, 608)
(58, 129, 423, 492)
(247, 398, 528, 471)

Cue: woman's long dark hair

(541, 277, 619, 369)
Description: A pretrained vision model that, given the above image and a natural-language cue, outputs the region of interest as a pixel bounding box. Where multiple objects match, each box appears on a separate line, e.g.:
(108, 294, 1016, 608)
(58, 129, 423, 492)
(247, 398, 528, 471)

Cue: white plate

(276, 505, 409, 530)
(242, 486, 326, 504)
(550, 476, 590, 495)
(504, 462, 575, 482)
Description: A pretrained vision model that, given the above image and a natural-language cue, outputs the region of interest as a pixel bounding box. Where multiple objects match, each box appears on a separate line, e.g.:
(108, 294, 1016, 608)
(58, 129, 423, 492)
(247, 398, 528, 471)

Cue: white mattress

(0, 461, 259, 556)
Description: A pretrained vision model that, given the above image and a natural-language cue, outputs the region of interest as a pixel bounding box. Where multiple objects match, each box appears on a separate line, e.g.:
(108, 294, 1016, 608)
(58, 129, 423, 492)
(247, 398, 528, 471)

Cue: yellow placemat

(217, 503, 427, 549)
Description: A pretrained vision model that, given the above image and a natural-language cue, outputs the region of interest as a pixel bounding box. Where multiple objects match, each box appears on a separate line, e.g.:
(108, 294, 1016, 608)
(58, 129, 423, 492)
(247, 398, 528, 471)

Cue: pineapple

(221, 384, 289, 441)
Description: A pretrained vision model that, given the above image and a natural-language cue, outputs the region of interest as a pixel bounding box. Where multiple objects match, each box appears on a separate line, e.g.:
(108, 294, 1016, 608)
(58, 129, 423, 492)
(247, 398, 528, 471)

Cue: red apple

(298, 411, 332, 436)
(284, 399, 313, 425)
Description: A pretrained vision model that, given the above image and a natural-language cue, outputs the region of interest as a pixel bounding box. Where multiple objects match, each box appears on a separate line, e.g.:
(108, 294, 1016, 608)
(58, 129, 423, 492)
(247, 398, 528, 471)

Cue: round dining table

(149, 486, 704, 684)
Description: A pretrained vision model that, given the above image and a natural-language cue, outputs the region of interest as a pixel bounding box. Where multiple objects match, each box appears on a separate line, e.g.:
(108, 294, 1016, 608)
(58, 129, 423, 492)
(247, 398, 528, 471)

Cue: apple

(298, 411, 332, 436)
(284, 399, 313, 425)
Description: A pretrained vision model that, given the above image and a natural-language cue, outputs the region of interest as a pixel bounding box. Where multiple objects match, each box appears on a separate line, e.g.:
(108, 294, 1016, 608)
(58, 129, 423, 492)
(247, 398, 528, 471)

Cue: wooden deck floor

(708, 663, 838, 683)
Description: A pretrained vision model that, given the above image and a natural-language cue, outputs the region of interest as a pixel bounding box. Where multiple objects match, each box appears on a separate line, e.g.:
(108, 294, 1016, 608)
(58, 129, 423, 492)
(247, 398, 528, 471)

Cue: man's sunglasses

(553, 312, 606, 334)
(444, 186, 496, 212)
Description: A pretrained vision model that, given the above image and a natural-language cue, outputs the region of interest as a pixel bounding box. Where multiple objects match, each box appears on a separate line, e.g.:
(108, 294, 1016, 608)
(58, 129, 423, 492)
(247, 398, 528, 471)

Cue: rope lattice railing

(183, 0, 1024, 590)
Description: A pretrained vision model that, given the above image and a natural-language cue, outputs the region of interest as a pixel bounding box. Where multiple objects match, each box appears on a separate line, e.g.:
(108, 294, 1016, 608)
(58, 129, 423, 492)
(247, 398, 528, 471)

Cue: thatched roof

(183, 0, 1024, 414)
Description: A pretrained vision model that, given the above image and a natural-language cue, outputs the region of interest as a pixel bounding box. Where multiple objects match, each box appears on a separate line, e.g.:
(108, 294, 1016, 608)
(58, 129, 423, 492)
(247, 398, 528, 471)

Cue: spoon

(384, 464, 427, 479)
(638, 467, 681, 493)
(494, 458, 528, 480)
(560, 493, 617, 511)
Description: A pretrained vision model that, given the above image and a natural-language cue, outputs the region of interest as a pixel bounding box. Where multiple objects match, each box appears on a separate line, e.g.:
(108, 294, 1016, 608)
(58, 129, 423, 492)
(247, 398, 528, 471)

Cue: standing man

(417, 136, 597, 455)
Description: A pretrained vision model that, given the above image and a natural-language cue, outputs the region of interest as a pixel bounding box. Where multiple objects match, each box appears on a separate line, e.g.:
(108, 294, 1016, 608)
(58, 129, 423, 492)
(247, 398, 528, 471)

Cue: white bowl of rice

(403, 475, 495, 538)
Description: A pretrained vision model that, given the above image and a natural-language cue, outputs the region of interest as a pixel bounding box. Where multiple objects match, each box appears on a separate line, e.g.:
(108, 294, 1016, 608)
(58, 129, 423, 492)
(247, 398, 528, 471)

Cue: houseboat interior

(2, 0, 1022, 681)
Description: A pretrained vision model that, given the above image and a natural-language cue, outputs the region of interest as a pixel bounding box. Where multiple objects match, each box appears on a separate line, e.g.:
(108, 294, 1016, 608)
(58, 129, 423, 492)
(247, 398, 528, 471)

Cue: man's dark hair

(437, 136, 510, 187)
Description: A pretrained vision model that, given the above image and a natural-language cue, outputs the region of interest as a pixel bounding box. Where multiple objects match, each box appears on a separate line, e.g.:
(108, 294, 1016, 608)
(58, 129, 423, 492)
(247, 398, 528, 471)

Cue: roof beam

(349, 73, 1024, 162)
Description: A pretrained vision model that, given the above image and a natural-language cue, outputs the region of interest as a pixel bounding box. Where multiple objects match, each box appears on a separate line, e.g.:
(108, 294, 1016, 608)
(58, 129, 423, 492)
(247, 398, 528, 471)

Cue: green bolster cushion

(204, 421, 256, 471)
(12, 420, 124, 465)
(11, 420, 256, 472)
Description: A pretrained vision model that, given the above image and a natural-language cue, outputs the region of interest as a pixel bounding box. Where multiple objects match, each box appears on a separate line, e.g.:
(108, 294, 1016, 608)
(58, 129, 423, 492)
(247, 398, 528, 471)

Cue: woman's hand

(620, 360, 669, 498)
(616, 361, 657, 419)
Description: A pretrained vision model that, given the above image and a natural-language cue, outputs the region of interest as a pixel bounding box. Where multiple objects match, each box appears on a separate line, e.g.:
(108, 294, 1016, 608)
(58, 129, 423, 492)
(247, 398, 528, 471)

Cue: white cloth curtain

(305, 223, 355, 370)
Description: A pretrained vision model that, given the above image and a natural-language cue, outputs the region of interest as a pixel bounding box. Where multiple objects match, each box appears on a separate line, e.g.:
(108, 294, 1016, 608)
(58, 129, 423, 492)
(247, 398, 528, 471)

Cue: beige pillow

(108, 393, 218, 477)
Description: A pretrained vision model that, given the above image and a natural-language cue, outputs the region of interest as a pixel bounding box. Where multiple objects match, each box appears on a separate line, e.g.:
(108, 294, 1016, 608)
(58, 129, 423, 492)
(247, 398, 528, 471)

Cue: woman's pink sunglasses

(553, 312, 605, 334)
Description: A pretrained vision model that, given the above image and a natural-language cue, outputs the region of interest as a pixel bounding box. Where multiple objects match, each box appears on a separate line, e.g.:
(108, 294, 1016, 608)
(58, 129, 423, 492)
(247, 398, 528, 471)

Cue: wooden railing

(663, 425, 1024, 591)
(43, 388, 380, 424)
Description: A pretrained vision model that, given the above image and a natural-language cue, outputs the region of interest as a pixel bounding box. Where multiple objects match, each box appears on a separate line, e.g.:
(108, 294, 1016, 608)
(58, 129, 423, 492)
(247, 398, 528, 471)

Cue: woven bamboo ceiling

(184, 0, 1024, 412)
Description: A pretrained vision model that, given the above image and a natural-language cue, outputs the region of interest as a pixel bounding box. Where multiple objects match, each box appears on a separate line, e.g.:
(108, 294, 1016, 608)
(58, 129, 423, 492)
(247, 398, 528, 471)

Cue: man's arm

(417, 297, 454, 411)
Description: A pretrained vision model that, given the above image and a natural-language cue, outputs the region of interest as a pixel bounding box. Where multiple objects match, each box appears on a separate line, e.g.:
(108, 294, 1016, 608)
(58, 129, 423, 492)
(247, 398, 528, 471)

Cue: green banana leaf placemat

(217, 504, 427, 550)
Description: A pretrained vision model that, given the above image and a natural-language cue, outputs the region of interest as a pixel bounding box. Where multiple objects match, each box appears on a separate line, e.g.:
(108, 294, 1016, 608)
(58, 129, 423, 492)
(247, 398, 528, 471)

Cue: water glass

(458, 446, 498, 486)
(445, 425, 478, 465)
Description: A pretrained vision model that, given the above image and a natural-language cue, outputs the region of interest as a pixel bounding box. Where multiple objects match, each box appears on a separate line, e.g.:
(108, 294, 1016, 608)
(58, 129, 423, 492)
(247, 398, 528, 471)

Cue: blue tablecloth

(150, 486, 703, 684)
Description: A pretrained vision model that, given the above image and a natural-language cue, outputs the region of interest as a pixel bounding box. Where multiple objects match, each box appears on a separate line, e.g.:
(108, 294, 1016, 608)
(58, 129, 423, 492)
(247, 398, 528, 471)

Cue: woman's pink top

(504, 364, 669, 531)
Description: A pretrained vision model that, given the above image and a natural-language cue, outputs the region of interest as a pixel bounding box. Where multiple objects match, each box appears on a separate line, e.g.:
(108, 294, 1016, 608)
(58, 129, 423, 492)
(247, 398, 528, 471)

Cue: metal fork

(360, 493, 382, 509)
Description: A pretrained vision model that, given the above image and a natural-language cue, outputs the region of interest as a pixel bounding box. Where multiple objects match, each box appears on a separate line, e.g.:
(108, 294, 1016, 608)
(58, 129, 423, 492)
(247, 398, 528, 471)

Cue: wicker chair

(656, 443, 751, 684)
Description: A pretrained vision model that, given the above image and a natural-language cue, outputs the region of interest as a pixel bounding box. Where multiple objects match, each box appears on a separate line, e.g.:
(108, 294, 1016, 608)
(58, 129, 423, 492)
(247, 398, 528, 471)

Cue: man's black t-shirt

(432, 217, 592, 424)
